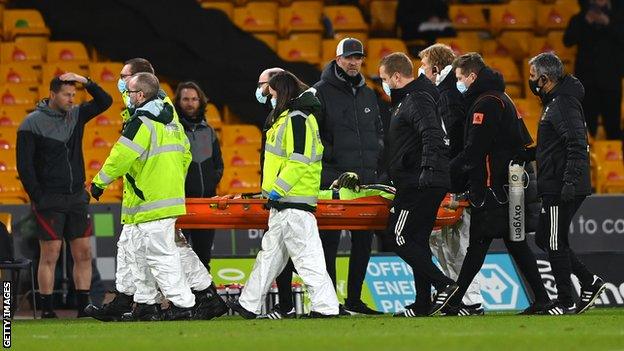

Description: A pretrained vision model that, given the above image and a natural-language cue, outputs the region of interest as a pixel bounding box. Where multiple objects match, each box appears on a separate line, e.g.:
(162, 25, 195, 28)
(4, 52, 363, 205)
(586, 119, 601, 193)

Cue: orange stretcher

(177, 194, 467, 230)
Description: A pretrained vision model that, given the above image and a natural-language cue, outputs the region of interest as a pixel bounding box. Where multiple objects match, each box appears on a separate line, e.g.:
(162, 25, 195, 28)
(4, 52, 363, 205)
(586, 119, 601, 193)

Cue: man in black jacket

(564, 0, 624, 140)
(528, 52, 606, 315)
(174, 81, 223, 271)
(419, 44, 485, 316)
(313, 38, 384, 315)
(16, 73, 113, 318)
(445, 53, 552, 315)
(379, 52, 458, 317)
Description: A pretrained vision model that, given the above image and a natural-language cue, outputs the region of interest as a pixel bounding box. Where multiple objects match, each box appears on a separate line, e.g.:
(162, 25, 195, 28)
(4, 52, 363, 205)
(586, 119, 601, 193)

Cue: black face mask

(528, 75, 546, 97)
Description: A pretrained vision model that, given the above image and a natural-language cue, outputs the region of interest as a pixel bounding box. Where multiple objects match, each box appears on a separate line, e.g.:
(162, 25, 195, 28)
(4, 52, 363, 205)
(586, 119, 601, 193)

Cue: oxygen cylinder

(508, 163, 525, 241)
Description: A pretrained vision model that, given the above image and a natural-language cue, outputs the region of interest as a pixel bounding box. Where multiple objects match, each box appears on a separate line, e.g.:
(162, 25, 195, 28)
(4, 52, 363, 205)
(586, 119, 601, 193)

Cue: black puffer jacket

(179, 112, 223, 198)
(387, 75, 450, 190)
(450, 67, 532, 207)
(536, 75, 591, 197)
(313, 61, 384, 187)
(436, 69, 466, 159)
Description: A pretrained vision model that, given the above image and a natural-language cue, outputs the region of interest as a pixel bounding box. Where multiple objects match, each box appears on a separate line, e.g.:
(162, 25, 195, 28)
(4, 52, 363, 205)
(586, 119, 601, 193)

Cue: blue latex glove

(268, 190, 282, 201)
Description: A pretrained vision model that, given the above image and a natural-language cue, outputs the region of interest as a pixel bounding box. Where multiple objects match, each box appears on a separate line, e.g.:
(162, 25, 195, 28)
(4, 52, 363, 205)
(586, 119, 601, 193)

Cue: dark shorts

(32, 190, 92, 241)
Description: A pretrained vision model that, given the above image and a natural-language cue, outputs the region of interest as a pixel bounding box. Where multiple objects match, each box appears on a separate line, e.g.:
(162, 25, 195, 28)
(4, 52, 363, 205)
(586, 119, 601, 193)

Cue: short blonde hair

(419, 44, 456, 70)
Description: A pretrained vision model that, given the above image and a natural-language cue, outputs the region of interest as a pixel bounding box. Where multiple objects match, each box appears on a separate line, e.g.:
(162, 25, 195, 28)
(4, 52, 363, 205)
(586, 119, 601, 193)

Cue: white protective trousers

(120, 217, 195, 308)
(115, 227, 212, 298)
(239, 208, 339, 315)
(429, 210, 484, 306)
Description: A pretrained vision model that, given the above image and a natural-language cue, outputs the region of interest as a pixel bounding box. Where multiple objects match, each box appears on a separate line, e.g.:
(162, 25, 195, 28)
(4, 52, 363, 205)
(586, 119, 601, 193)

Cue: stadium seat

(482, 31, 532, 60)
(0, 41, 45, 63)
(253, 33, 278, 51)
(83, 127, 118, 150)
(160, 82, 175, 99)
(437, 35, 481, 56)
(485, 56, 522, 97)
(513, 98, 542, 143)
(200, 1, 235, 19)
(92, 111, 123, 127)
(218, 168, 261, 195)
(489, 2, 537, 33)
(277, 34, 321, 65)
(449, 5, 487, 31)
(278, 1, 324, 36)
(233, 2, 279, 33)
(0, 174, 27, 203)
(596, 161, 624, 193)
(366, 39, 408, 77)
(0, 126, 17, 149)
(0, 85, 38, 106)
(42, 62, 88, 85)
(0, 149, 17, 172)
(2, 9, 50, 40)
(206, 103, 223, 130)
(222, 146, 261, 169)
(536, 3, 578, 32)
(323, 6, 368, 33)
(84, 148, 114, 173)
(46, 41, 89, 64)
(220, 124, 262, 147)
(96, 82, 125, 103)
(90, 62, 124, 84)
(529, 32, 577, 63)
(0, 106, 30, 127)
(0, 63, 40, 87)
(369, 0, 398, 33)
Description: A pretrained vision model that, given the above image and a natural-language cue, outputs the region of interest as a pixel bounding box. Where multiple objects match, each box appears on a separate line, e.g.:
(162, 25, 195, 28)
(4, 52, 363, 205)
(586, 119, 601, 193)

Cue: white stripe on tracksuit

(550, 206, 558, 251)
(395, 210, 409, 246)
(239, 208, 339, 316)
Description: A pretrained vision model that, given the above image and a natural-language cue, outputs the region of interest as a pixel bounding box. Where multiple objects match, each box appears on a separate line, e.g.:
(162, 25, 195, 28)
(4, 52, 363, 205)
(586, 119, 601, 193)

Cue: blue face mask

(255, 87, 268, 104)
(456, 81, 468, 94)
(117, 78, 126, 93)
(382, 82, 391, 97)
(270, 98, 277, 109)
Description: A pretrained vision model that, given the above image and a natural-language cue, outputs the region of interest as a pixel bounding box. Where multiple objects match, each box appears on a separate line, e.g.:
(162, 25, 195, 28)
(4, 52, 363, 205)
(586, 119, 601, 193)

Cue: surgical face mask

(255, 86, 268, 104)
(117, 78, 126, 93)
(456, 81, 468, 94)
(382, 81, 391, 97)
(270, 97, 277, 109)
(418, 67, 426, 77)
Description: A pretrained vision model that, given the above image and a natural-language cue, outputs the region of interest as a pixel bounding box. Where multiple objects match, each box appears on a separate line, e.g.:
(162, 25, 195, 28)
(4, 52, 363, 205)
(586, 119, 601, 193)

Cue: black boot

(193, 283, 228, 320)
(84, 293, 134, 322)
(162, 305, 193, 321)
(121, 303, 161, 322)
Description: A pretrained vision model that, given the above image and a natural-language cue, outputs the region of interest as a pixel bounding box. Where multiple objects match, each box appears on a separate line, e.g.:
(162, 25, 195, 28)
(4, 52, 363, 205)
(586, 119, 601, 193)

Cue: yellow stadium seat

(220, 124, 262, 147)
(222, 146, 260, 169)
(92, 110, 123, 127)
(279, 1, 324, 36)
(513, 98, 542, 143)
(83, 128, 118, 150)
(200, 1, 234, 19)
(233, 2, 279, 32)
(437, 36, 481, 56)
(2, 9, 50, 40)
(0, 173, 27, 203)
(0, 126, 17, 149)
(96, 82, 125, 103)
(205, 103, 222, 130)
(323, 6, 368, 33)
(0, 105, 30, 127)
(277, 35, 321, 65)
(485, 56, 522, 84)
(218, 168, 261, 195)
(84, 148, 114, 173)
(529, 32, 576, 63)
(370, 0, 398, 33)
(482, 31, 532, 60)
(0, 41, 44, 63)
(596, 162, 624, 193)
(41, 62, 88, 85)
(46, 41, 89, 64)
(536, 3, 578, 32)
(366, 39, 407, 77)
(160, 82, 175, 99)
(0, 84, 38, 106)
(449, 5, 487, 31)
(90, 62, 124, 84)
(490, 2, 537, 33)
(253, 33, 278, 51)
(0, 63, 40, 88)
(0, 149, 17, 172)
(15, 36, 48, 53)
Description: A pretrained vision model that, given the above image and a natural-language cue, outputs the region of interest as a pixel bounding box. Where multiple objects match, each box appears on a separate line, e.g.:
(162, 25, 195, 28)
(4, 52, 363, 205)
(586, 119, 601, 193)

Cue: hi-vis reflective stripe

(305, 117, 322, 162)
(290, 153, 311, 164)
(265, 144, 286, 157)
(281, 195, 317, 204)
(97, 170, 114, 185)
(121, 197, 185, 216)
(137, 116, 186, 158)
(139, 117, 158, 150)
(275, 178, 292, 192)
(150, 144, 186, 156)
(119, 136, 146, 155)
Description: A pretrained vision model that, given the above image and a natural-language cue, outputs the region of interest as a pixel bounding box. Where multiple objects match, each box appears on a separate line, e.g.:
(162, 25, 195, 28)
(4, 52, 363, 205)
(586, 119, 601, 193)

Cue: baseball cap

(336, 38, 365, 57)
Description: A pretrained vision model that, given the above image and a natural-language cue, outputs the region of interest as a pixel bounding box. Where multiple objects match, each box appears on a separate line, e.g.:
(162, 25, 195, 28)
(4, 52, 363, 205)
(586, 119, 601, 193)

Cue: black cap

(336, 38, 365, 57)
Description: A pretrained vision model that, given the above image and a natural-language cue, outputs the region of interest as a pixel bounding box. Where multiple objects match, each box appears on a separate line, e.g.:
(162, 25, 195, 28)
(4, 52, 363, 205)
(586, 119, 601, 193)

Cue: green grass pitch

(11, 309, 624, 351)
